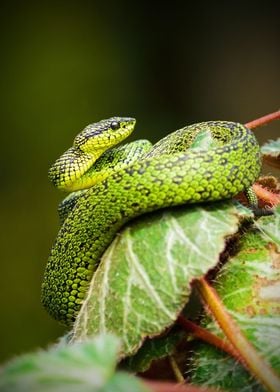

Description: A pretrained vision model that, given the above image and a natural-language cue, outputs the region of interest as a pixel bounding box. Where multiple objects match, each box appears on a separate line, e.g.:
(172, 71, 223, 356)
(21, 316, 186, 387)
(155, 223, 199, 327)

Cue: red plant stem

(252, 183, 280, 207)
(177, 315, 242, 363)
(245, 109, 280, 129)
(144, 380, 218, 392)
(194, 277, 280, 392)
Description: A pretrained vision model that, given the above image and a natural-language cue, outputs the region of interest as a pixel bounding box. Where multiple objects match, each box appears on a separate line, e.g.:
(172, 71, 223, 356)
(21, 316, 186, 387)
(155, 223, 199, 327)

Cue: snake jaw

(73, 117, 136, 152)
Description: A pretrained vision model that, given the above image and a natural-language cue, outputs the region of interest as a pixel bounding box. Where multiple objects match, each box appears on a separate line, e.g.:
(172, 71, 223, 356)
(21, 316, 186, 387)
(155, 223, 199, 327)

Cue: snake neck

(48, 146, 108, 192)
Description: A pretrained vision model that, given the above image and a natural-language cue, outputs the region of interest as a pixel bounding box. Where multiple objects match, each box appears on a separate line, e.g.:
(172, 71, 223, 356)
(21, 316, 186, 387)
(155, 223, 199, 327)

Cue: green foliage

(261, 138, 280, 169)
(122, 330, 185, 373)
(0, 335, 149, 392)
(190, 206, 280, 391)
(254, 204, 280, 247)
(261, 138, 280, 157)
(70, 201, 252, 357)
(2, 205, 279, 391)
(3, 118, 280, 389)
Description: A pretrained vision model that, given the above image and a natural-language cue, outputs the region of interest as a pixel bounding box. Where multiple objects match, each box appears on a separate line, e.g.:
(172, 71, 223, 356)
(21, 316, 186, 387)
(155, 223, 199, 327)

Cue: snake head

(48, 117, 136, 191)
(73, 117, 136, 153)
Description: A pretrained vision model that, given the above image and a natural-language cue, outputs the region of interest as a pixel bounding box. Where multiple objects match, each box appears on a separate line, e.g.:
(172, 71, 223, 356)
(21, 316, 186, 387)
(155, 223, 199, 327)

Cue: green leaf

(190, 212, 280, 391)
(0, 335, 149, 392)
(71, 201, 252, 356)
(254, 205, 280, 249)
(261, 138, 280, 157)
(261, 138, 280, 168)
(121, 330, 185, 373)
(99, 372, 149, 392)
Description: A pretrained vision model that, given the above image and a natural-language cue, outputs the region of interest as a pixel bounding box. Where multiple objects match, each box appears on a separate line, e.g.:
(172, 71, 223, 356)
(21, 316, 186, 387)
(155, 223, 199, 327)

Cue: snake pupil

(111, 121, 120, 130)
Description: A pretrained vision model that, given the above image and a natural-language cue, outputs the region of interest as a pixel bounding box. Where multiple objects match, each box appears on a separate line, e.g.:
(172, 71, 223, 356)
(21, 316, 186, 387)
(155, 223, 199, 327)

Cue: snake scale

(42, 117, 261, 325)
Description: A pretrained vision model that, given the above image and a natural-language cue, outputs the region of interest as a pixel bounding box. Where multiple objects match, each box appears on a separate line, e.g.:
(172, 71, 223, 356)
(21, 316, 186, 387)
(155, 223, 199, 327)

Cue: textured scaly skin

(42, 118, 261, 324)
(48, 117, 136, 191)
(57, 139, 152, 223)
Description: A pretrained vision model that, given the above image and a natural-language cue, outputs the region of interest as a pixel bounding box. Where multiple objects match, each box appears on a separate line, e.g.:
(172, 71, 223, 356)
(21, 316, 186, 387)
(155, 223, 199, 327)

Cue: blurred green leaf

(261, 138, 280, 168)
(254, 205, 280, 248)
(0, 334, 149, 392)
(261, 138, 280, 157)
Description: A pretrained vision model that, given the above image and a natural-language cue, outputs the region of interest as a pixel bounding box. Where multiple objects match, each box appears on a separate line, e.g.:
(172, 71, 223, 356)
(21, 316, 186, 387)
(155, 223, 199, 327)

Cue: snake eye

(111, 121, 120, 130)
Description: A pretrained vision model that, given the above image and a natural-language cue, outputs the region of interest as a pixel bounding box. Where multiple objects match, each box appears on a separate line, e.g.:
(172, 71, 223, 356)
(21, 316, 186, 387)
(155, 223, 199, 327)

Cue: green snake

(42, 117, 261, 325)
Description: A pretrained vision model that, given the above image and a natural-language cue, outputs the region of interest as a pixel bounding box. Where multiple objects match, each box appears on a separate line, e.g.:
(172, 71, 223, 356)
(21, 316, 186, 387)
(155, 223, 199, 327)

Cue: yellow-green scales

(42, 117, 261, 324)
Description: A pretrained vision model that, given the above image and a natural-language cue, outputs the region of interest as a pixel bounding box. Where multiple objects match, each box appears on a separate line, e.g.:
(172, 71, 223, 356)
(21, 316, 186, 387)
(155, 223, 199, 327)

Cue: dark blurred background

(0, 1, 279, 362)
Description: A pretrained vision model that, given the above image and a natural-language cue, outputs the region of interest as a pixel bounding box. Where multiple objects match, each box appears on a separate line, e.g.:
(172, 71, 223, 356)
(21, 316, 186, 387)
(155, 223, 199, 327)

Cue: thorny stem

(194, 277, 280, 392)
(177, 315, 242, 364)
(252, 183, 280, 207)
(245, 109, 280, 129)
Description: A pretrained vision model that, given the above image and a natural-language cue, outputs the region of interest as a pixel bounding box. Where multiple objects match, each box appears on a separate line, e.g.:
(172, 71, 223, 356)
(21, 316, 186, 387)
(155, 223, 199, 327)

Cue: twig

(245, 110, 280, 129)
(169, 355, 185, 383)
(177, 315, 242, 364)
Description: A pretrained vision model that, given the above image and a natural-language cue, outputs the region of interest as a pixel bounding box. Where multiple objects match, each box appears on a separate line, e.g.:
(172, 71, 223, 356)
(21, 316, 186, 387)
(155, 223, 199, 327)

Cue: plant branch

(168, 355, 185, 383)
(194, 277, 280, 392)
(245, 109, 280, 129)
(177, 315, 242, 364)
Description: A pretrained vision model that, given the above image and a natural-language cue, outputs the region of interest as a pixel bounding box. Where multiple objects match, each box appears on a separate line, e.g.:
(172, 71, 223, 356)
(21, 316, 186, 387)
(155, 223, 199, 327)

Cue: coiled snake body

(42, 117, 261, 324)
